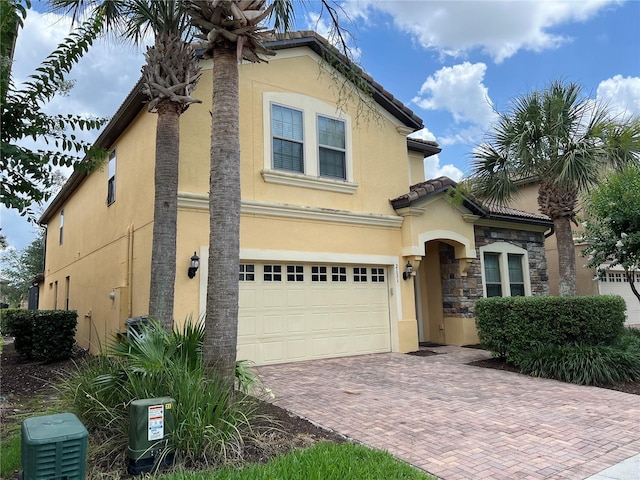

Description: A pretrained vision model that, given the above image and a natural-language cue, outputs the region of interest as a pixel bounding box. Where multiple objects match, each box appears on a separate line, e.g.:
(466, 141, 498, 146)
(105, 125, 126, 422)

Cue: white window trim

(479, 242, 532, 297)
(262, 92, 357, 194)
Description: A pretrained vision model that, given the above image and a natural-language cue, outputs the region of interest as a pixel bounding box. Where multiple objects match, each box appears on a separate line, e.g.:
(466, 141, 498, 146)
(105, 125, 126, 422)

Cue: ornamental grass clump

(518, 341, 640, 386)
(57, 318, 268, 469)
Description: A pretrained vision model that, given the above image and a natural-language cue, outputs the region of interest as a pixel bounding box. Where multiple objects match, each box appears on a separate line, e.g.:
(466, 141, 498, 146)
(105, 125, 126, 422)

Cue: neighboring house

(38, 32, 551, 364)
(509, 179, 639, 327)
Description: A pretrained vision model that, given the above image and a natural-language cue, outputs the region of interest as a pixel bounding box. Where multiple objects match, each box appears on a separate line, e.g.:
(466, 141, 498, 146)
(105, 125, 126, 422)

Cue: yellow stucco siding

(39, 109, 157, 352)
(178, 51, 410, 216)
(398, 195, 477, 259)
(408, 150, 426, 186)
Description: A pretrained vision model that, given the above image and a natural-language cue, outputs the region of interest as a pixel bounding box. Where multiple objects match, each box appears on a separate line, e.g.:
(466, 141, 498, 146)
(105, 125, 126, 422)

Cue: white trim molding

(178, 192, 403, 228)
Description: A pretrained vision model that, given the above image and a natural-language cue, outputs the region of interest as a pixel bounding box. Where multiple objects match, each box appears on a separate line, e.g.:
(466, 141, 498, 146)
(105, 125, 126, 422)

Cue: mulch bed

(406, 349, 441, 357)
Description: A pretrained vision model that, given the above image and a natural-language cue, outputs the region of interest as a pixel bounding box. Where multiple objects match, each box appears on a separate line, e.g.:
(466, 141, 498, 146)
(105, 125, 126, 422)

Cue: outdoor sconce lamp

(188, 252, 200, 279)
(402, 261, 413, 280)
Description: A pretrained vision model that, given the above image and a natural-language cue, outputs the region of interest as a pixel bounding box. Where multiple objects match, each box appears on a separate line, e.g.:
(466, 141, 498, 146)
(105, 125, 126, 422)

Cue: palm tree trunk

(554, 216, 577, 296)
(204, 45, 241, 386)
(148, 102, 182, 331)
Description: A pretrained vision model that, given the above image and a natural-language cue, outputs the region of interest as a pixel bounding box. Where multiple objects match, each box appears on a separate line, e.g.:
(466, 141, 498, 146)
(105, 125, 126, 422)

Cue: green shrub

(518, 343, 640, 386)
(3, 309, 77, 362)
(58, 318, 266, 468)
(617, 327, 640, 356)
(2, 309, 35, 357)
(475, 295, 626, 364)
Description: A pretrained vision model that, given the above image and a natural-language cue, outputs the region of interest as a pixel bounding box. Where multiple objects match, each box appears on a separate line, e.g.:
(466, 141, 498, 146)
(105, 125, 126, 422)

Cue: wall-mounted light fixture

(402, 261, 413, 280)
(188, 252, 200, 279)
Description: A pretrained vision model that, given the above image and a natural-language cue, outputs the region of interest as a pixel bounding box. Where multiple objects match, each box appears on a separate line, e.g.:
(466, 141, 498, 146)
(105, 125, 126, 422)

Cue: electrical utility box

(127, 397, 176, 475)
(21, 412, 88, 480)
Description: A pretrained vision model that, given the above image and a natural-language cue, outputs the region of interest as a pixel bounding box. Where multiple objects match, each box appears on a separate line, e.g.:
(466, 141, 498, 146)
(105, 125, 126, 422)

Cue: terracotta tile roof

(407, 137, 441, 156)
(390, 177, 552, 226)
(390, 176, 456, 208)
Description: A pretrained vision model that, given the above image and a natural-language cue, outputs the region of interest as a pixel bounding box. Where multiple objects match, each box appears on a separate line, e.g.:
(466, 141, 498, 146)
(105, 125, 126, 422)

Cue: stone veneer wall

(440, 227, 549, 318)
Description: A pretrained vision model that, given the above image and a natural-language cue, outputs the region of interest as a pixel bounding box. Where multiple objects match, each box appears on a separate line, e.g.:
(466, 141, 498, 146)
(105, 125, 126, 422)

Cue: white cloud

(424, 155, 464, 182)
(408, 127, 437, 142)
(346, 0, 621, 63)
(596, 75, 640, 119)
(412, 62, 496, 128)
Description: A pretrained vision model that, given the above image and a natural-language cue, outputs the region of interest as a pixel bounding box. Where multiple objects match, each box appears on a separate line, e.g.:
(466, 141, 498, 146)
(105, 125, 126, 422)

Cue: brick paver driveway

(257, 346, 640, 480)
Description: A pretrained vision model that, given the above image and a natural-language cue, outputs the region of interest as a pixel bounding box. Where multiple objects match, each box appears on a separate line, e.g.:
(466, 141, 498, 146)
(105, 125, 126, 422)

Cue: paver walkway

(257, 346, 640, 480)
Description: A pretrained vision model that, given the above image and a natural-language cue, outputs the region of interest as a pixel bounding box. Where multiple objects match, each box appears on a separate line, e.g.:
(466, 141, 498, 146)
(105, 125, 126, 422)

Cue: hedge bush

(475, 295, 626, 365)
(2, 309, 77, 362)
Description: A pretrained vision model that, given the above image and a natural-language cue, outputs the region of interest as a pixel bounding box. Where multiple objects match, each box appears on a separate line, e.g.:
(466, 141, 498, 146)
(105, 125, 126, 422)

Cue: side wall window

(479, 242, 531, 298)
(65, 276, 70, 310)
(59, 209, 64, 245)
(107, 150, 116, 205)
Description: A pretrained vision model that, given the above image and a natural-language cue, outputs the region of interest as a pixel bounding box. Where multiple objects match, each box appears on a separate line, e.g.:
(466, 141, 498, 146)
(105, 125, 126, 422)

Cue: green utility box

(127, 397, 176, 474)
(21, 413, 88, 480)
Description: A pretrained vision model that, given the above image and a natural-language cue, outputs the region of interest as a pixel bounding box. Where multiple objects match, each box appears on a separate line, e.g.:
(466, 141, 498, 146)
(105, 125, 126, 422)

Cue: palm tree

(185, 0, 284, 385)
(470, 80, 640, 296)
(186, 0, 356, 385)
(50, 0, 201, 331)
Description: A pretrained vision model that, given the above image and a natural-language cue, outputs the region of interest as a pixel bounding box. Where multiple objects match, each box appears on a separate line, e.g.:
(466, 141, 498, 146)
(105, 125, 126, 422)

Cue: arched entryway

(415, 239, 474, 345)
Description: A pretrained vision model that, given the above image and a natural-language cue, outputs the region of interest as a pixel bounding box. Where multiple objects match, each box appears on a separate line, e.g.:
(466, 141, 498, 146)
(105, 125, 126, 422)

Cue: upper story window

(318, 115, 346, 179)
(107, 150, 116, 206)
(59, 209, 64, 245)
(272, 105, 304, 173)
(480, 242, 531, 298)
(262, 92, 357, 194)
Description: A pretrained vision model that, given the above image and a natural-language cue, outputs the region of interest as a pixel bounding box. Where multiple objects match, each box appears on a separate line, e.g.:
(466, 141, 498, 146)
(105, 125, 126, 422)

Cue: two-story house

(38, 32, 552, 364)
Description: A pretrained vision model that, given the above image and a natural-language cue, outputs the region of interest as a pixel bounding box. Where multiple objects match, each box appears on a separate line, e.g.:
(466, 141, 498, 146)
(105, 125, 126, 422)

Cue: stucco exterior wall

(178, 50, 410, 215)
(40, 45, 420, 354)
(40, 105, 157, 352)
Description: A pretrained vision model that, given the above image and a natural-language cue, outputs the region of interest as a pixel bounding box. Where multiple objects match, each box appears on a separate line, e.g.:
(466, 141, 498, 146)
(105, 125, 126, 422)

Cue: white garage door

(238, 263, 391, 365)
(598, 270, 640, 327)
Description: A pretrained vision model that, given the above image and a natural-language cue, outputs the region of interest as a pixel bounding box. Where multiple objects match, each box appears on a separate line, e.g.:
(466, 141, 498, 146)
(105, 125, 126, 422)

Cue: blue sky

(2, 0, 639, 252)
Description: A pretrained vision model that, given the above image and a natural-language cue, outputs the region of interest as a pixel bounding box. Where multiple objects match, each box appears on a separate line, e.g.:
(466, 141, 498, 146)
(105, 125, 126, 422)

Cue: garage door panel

(238, 315, 257, 336)
(239, 290, 256, 308)
(263, 341, 285, 362)
(238, 263, 391, 365)
(287, 314, 306, 333)
(599, 270, 640, 326)
(286, 289, 306, 307)
(263, 315, 285, 334)
(330, 312, 350, 330)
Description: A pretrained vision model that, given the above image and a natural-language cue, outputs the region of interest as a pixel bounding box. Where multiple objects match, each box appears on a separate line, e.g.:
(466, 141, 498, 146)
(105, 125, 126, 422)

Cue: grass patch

(0, 434, 21, 477)
(158, 442, 434, 480)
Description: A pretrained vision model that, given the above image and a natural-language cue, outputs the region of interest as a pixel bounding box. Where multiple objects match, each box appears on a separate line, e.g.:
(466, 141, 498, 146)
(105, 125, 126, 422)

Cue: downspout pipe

(544, 226, 555, 239)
